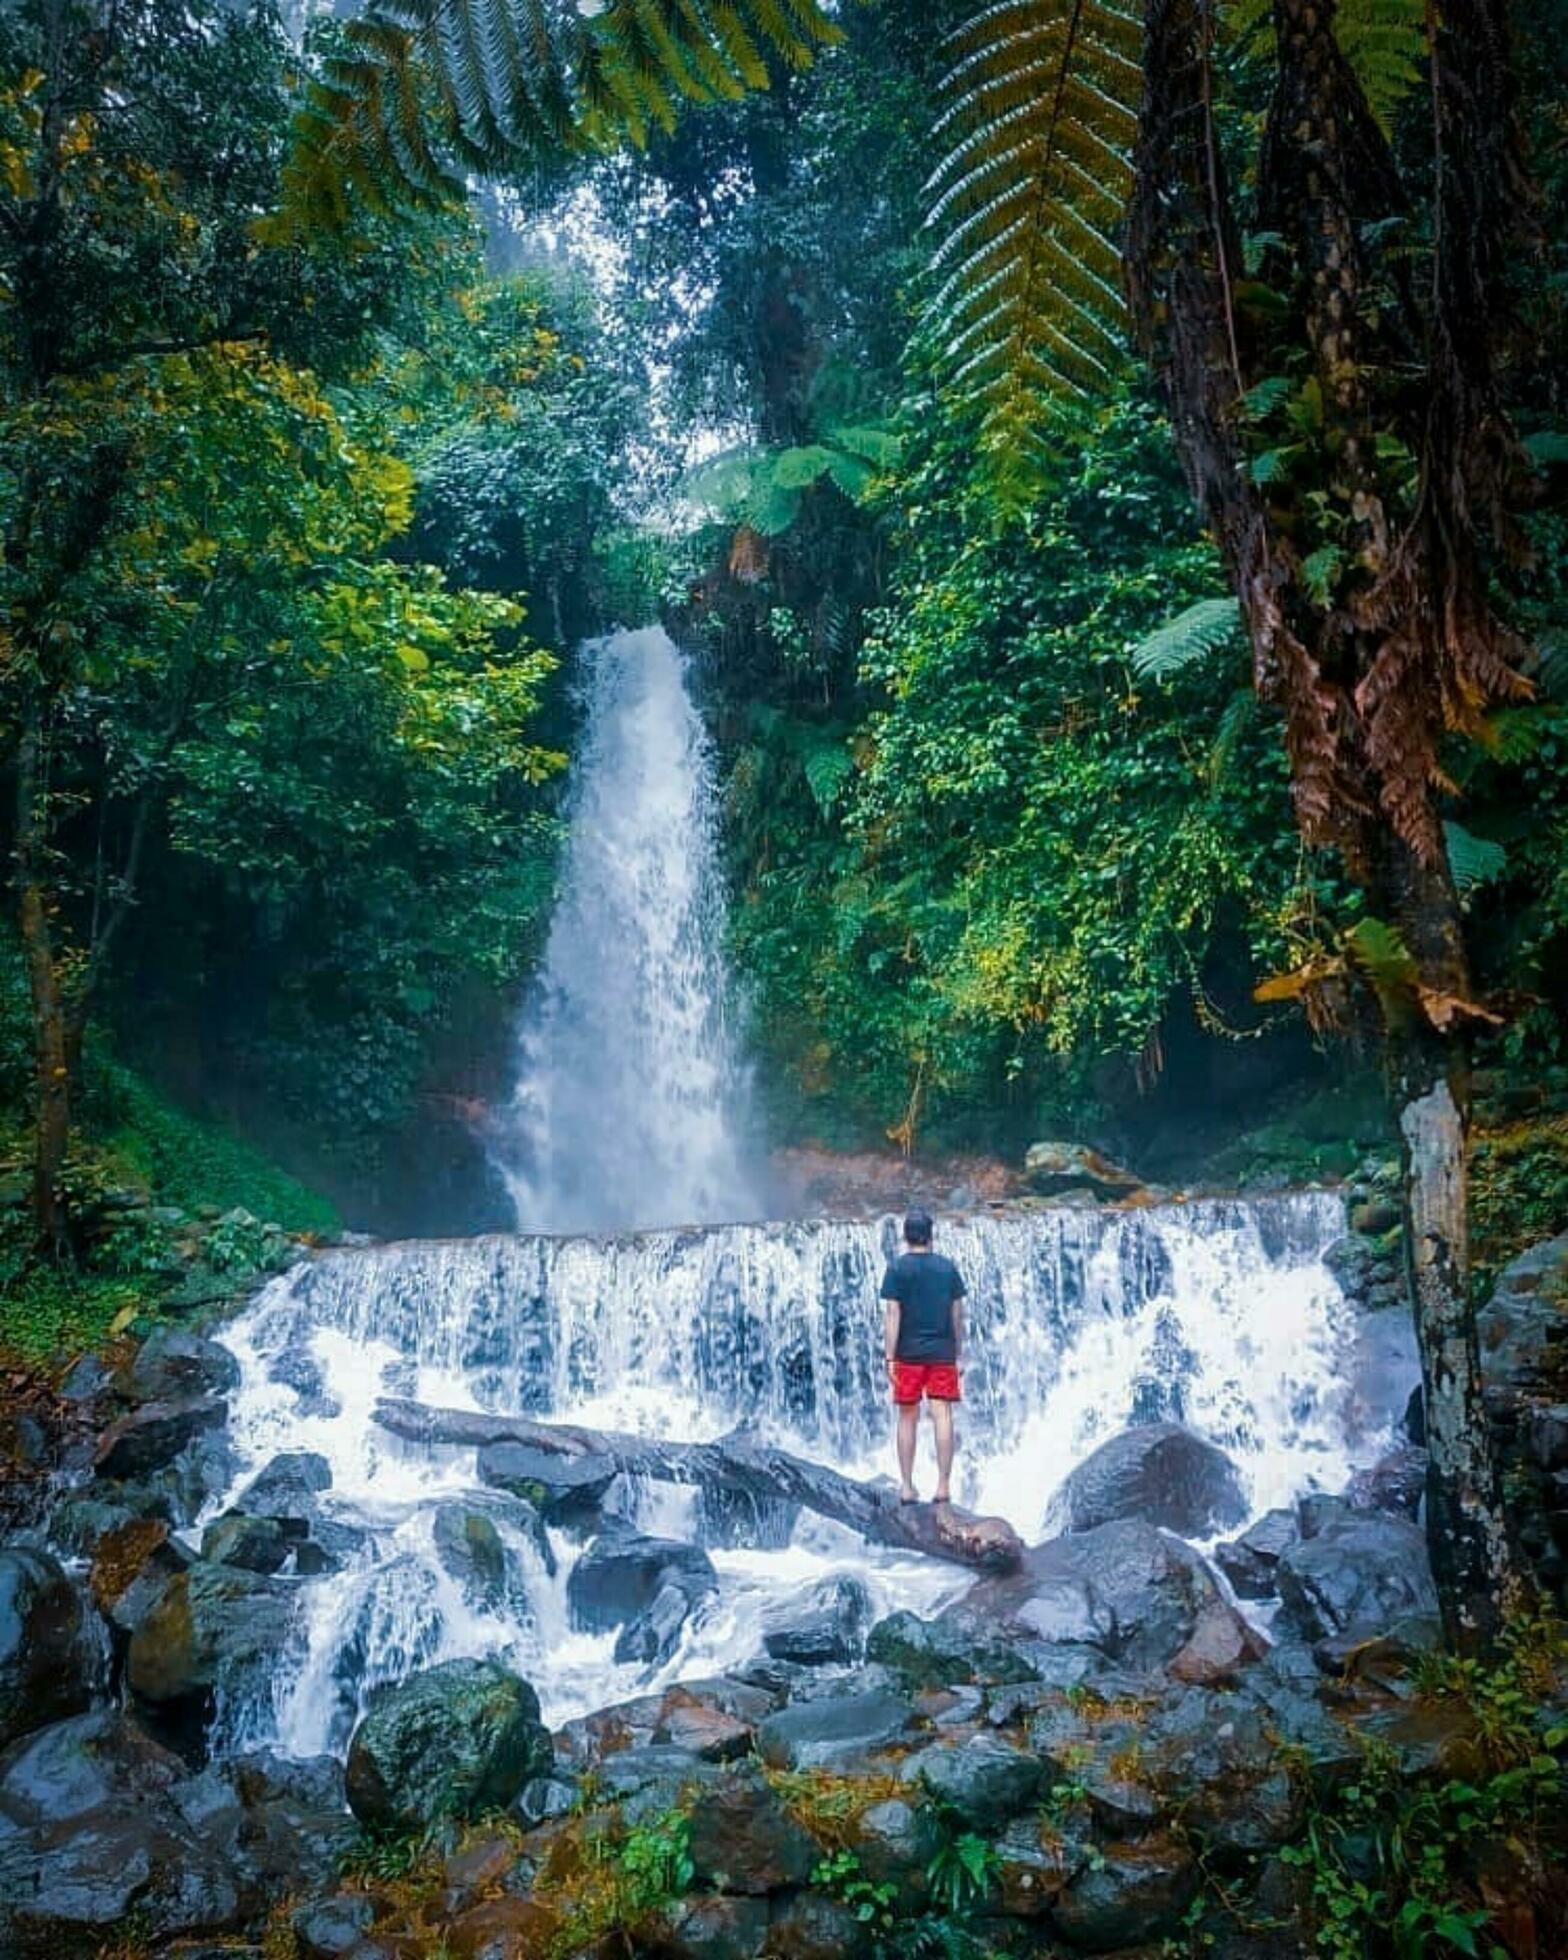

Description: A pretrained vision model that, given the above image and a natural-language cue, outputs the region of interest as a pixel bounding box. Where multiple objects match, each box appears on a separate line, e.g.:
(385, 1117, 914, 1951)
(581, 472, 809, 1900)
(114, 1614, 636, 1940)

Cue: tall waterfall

(494, 626, 760, 1234)
(211, 1191, 1408, 1756)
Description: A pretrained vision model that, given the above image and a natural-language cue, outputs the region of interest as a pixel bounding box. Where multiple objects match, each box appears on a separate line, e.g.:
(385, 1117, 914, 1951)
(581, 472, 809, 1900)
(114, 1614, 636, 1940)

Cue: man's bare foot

(933, 1489, 952, 1506)
(899, 1487, 919, 1504)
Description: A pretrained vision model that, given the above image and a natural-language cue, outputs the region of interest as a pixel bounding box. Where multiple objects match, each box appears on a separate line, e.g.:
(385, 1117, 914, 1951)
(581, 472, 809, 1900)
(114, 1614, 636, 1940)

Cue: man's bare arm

(951, 1294, 964, 1356)
(883, 1298, 901, 1379)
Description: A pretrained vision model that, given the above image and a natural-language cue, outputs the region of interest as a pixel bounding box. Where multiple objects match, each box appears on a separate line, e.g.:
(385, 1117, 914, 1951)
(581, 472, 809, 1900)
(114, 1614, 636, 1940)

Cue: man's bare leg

(931, 1398, 956, 1504)
(896, 1403, 920, 1501)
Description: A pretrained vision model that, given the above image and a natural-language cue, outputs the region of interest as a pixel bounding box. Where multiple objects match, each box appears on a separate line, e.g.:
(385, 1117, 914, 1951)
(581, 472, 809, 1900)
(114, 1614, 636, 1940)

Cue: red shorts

(891, 1360, 962, 1405)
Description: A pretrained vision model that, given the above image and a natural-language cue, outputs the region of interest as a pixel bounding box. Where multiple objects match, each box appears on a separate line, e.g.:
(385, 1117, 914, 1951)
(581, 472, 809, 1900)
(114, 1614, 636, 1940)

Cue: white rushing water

(208, 1192, 1404, 1757)
(492, 626, 760, 1234)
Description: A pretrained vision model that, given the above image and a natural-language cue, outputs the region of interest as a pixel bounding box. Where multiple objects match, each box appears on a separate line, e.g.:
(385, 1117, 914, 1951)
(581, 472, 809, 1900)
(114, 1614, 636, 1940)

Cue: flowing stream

(209, 1193, 1396, 1756)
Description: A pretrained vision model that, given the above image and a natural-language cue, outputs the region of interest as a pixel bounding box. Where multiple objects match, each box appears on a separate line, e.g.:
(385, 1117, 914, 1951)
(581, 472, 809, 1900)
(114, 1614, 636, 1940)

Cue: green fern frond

(925, 0, 1144, 458)
(1130, 597, 1244, 681)
(1443, 821, 1508, 895)
(828, 424, 902, 468)
(1344, 917, 1418, 992)
(283, 0, 839, 230)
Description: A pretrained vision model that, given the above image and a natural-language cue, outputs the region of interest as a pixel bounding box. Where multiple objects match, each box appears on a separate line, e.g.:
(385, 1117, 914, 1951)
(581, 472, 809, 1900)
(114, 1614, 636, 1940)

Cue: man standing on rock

(881, 1208, 966, 1505)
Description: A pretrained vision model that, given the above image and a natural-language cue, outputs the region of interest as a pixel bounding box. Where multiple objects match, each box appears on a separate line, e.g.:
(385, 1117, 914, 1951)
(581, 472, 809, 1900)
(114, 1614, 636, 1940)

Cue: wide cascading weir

(209, 1189, 1399, 1756)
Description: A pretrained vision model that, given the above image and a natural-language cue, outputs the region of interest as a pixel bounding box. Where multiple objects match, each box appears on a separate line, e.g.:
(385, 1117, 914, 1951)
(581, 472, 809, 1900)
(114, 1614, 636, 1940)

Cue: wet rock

(200, 1511, 298, 1575)
(554, 1689, 667, 1767)
(1403, 1383, 1425, 1447)
(93, 1397, 227, 1480)
(1528, 1404, 1568, 1471)
(0, 1710, 186, 1827)
(516, 1772, 578, 1825)
(765, 1892, 868, 1959)
(596, 1742, 716, 1820)
(567, 1531, 718, 1631)
(994, 1816, 1078, 1917)
(850, 1797, 941, 1911)
(646, 1893, 769, 1960)
(118, 1327, 239, 1405)
(1296, 1493, 1353, 1540)
(1346, 1445, 1428, 1519)
(445, 1895, 563, 1960)
(432, 1504, 511, 1609)
(654, 1680, 775, 1761)
(0, 1791, 241, 1956)
(344, 1658, 552, 1831)
(865, 1608, 1039, 1689)
(1142, 1687, 1302, 1854)
(89, 1517, 192, 1634)
(0, 1550, 108, 1749)
(232, 1449, 332, 1522)
(126, 1561, 298, 1715)
(1478, 1232, 1568, 1415)
(47, 1489, 149, 1559)
(685, 1766, 819, 1893)
(293, 1894, 379, 1958)
(58, 1354, 113, 1404)
(900, 1730, 1045, 1828)
(1275, 1514, 1438, 1643)
(942, 1518, 1256, 1676)
(616, 1579, 698, 1668)
(478, 1440, 617, 1525)
(761, 1574, 871, 1667)
(1313, 1615, 1442, 1683)
(1214, 1508, 1299, 1600)
(1170, 1595, 1269, 1686)
(1024, 1141, 1143, 1197)
(1050, 1831, 1198, 1950)
(755, 1687, 915, 1771)
(1046, 1423, 1247, 1538)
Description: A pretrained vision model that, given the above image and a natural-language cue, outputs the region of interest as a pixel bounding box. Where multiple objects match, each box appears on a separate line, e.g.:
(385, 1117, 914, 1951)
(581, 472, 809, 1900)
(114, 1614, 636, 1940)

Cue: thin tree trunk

(1386, 840, 1526, 1648)
(15, 712, 70, 1253)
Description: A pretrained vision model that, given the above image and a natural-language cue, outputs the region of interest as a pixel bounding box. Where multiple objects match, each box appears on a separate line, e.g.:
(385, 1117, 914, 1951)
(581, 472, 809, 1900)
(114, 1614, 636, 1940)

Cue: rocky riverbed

(1, 1221, 1566, 1957)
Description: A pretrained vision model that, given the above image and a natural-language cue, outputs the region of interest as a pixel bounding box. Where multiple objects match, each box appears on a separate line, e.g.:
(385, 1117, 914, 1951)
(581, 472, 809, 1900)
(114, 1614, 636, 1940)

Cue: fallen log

(373, 1397, 1023, 1573)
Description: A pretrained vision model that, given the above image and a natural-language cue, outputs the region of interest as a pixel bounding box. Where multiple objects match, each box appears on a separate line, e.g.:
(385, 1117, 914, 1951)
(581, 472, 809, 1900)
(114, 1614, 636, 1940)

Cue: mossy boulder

(343, 1658, 552, 1831)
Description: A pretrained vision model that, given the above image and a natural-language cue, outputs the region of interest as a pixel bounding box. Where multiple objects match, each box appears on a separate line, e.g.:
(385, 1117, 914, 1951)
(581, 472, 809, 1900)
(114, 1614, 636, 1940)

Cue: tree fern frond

(283, 0, 838, 228)
(925, 0, 1143, 458)
(1131, 597, 1245, 680)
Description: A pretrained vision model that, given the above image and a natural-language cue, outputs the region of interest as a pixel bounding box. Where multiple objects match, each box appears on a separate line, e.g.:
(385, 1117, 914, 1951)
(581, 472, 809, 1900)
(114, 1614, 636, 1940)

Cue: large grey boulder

(900, 1731, 1045, 1829)
(92, 1398, 227, 1481)
(344, 1658, 552, 1831)
(684, 1765, 820, 1893)
(231, 1450, 332, 1523)
(0, 1551, 108, 1750)
(126, 1561, 297, 1713)
(478, 1440, 617, 1525)
(1275, 1513, 1438, 1643)
(1050, 1831, 1199, 1950)
(761, 1574, 871, 1667)
(567, 1530, 718, 1666)
(1045, 1424, 1247, 1538)
(939, 1518, 1263, 1679)
(117, 1328, 239, 1405)
(754, 1688, 916, 1771)
(1214, 1508, 1299, 1600)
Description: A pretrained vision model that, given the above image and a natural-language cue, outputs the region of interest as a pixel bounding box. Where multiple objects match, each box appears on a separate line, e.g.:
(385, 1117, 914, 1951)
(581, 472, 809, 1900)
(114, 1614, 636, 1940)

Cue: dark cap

(903, 1207, 934, 1247)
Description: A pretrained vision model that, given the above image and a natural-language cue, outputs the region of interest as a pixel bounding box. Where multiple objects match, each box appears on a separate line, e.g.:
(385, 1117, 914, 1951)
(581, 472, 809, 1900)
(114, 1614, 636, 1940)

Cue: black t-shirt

(880, 1251, 966, 1362)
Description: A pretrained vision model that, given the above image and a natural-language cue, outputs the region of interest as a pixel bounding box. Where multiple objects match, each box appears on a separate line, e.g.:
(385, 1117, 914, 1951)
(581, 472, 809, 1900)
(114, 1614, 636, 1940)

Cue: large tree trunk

(1385, 843, 1526, 1648)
